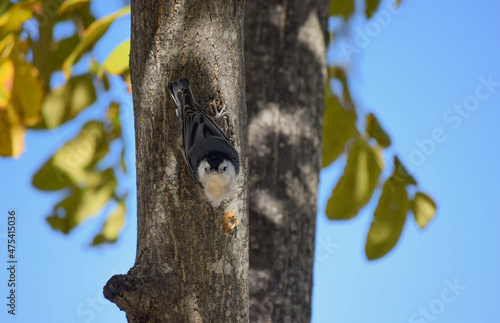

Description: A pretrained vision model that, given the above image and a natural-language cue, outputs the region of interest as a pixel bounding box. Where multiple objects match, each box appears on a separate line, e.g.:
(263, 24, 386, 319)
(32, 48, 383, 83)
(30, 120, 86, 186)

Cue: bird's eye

(205, 167, 209, 172)
(223, 166, 227, 172)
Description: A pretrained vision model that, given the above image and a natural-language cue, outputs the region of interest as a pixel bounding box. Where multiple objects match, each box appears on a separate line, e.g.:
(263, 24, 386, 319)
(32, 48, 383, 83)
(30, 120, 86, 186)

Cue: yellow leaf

(32, 121, 108, 190)
(0, 2, 37, 38)
(412, 192, 436, 229)
(366, 113, 391, 148)
(91, 200, 126, 245)
(322, 85, 357, 167)
(0, 103, 25, 157)
(0, 59, 14, 108)
(328, 67, 353, 107)
(47, 169, 117, 233)
(98, 40, 130, 78)
(0, 34, 15, 60)
(11, 58, 44, 126)
(392, 156, 417, 186)
(365, 176, 410, 260)
(326, 138, 383, 219)
(38, 75, 96, 129)
(62, 6, 130, 78)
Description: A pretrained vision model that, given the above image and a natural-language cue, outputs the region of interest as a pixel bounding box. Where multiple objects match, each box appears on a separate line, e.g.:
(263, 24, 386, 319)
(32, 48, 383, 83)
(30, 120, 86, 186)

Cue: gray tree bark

(244, 1, 328, 322)
(103, 1, 248, 322)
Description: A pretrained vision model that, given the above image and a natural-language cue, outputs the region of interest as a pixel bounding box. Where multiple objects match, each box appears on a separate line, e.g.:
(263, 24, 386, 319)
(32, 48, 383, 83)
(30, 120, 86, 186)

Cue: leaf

(0, 104, 24, 157)
(391, 156, 417, 186)
(330, 0, 355, 21)
(0, 59, 14, 109)
(57, 0, 91, 17)
(51, 35, 80, 72)
(396, 0, 403, 7)
(412, 192, 436, 229)
(0, 2, 12, 16)
(120, 146, 127, 173)
(328, 67, 353, 108)
(47, 169, 117, 234)
(322, 85, 357, 167)
(102, 72, 110, 91)
(91, 200, 126, 245)
(32, 121, 108, 190)
(366, 113, 391, 148)
(37, 75, 96, 129)
(365, 0, 381, 19)
(365, 176, 410, 260)
(11, 58, 44, 126)
(62, 6, 130, 78)
(0, 34, 15, 59)
(31, 157, 74, 191)
(326, 138, 383, 219)
(98, 39, 130, 78)
(106, 102, 122, 140)
(0, 2, 38, 38)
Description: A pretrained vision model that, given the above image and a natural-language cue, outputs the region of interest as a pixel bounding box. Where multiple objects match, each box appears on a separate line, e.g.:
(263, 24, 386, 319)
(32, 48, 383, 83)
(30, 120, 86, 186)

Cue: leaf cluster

(0, 0, 131, 245)
(324, 0, 436, 260)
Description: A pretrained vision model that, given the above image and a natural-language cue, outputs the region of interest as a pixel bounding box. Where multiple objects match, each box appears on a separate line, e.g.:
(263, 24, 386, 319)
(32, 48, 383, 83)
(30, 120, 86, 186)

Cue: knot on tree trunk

(104, 273, 151, 322)
(104, 274, 131, 303)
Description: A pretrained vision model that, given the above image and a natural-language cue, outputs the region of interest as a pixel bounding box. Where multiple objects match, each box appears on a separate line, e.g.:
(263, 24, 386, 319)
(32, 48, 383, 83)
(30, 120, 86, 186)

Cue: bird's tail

(168, 77, 196, 127)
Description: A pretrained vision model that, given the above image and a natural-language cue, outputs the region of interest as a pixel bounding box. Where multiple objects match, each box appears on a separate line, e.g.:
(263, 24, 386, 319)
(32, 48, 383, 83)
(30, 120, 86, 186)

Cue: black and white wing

(168, 77, 239, 184)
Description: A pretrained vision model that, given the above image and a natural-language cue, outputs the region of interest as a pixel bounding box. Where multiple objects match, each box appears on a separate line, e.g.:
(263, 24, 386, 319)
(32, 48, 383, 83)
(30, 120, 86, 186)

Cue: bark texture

(245, 1, 328, 322)
(104, 1, 248, 322)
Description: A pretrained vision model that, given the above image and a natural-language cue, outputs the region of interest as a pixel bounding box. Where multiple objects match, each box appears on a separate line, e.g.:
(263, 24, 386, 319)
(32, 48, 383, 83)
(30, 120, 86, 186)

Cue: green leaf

(62, 6, 130, 78)
(0, 1, 12, 16)
(396, 0, 403, 8)
(366, 113, 391, 148)
(57, 0, 91, 18)
(391, 156, 417, 186)
(51, 35, 80, 72)
(365, 176, 410, 260)
(326, 138, 383, 219)
(412, 192, 436, 229)
(47, 169, 117, 233)
(365, 0, 381, 19)
(32, 121, 108, 190)
(120, 147, 127, 173)
(106, 102, 122, 141)
(322, 85, 357, 167)
(328, 67, 353, 108)
(37, 75, 96, 129)
(98, 39, 130, 78)
(330, 0, 355, 21)
(11, 58, 44, 126)
(91, 200, 126, 245)
(0, 59, 14, 108)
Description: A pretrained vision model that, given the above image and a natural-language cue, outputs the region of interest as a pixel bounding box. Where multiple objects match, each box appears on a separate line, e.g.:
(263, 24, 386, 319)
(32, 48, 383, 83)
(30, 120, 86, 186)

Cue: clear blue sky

(1, 0, 499, 322)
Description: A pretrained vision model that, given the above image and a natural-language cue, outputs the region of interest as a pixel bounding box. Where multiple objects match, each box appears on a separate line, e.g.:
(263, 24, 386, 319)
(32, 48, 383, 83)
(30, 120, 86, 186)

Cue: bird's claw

(207, 99, 228, 121)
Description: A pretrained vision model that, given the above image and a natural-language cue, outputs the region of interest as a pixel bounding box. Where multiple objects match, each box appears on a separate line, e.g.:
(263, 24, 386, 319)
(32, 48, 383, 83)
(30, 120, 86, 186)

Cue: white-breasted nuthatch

(168, 77, 240, 207)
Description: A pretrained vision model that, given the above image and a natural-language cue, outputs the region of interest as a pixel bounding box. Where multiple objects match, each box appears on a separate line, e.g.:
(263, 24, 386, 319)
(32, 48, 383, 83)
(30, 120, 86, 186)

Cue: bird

(168, 77, 239, 207)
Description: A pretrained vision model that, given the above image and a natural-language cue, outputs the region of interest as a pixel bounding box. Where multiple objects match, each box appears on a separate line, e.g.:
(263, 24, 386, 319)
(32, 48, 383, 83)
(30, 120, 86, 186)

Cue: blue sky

(313, 0, 500, 322)
(1, 0, 499, 322)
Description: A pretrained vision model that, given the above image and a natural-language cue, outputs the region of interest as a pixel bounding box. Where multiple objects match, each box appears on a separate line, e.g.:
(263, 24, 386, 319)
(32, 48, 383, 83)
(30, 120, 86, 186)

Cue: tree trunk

(103, 1, 248, 322)
(245, 1, 328, 322)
